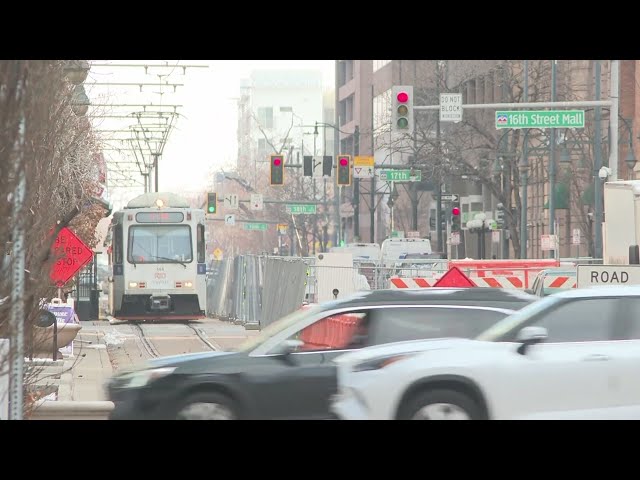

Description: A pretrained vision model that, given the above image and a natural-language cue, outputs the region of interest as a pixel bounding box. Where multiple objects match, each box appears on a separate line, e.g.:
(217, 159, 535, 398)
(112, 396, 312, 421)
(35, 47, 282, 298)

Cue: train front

(110, 193, 207, 321)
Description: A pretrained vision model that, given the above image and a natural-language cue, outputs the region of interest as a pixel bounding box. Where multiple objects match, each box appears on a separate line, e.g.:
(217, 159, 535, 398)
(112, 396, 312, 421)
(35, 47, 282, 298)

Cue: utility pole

(435, 61, 443, 253)
(353, 126, 360, 240)
(594, 60, 603, 259)
(9, 60, 26, 420)
(520, 60, 529, 259)
(370, 84, 376, 243)
(610, 60, 620, 180)
(549, 61, 557, 259)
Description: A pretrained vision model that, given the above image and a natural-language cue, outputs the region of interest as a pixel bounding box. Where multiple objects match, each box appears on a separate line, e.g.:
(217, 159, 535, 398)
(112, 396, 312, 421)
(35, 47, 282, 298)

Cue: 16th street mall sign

(496, 110, 585, 129)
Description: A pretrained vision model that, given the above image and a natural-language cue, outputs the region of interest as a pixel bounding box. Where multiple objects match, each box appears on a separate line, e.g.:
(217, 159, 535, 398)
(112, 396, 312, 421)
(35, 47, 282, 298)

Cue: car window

(275, 311, 370, 353)
(616, 298, 640, 340)
(368, 307, 510, 345)
(533, 299, 618, 343)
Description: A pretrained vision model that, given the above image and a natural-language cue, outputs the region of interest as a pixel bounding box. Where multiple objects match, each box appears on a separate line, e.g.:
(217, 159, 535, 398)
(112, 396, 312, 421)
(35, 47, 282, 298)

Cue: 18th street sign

(496, 110, 585, 129)
(50, 227, 94, 287)
(286, 204, 316, 215)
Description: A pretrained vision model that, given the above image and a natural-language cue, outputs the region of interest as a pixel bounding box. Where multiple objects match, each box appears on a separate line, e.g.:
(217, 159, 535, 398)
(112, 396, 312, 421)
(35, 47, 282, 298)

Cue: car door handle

(582, 354, 611, 362)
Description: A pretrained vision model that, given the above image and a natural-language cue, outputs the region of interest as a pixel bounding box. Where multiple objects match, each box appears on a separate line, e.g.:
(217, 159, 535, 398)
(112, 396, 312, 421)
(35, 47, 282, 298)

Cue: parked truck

(603, 180, 640, 264)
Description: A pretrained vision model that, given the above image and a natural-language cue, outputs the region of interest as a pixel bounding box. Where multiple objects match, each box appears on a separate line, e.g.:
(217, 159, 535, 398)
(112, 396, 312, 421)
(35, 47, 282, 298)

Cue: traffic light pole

(353, 127, 360, 240)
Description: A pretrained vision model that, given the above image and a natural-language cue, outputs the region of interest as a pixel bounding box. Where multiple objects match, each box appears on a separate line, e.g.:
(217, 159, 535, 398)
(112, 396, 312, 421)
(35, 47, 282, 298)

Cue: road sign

(450, 232, 460, 245)
(213, 248, 223, 260)
(492, 230, 501, 244)
(277, 223, 288, 235)
(286, 204, 316, 215)
(243, 223, 267, 231)
(224, 214, 235, 225)
(440, 93, 462, 123)
(577, 264, 640, 288)
(541, 234, 558, 251)
(353, 166, 374, 178)
(407, 231, 420, 238)
(433, 266, 475, 288)
(354, 156, 374, 167)
(440, 194, 459, 202)
(572, 228, 581, 245)
(379, 170, 422, 182)
(496, 110, 585, 129)
(312, 155, 324, 178)
(250, 194, 263, 211)
(50, 227, 94, 287)
(224, 194, 239, 210)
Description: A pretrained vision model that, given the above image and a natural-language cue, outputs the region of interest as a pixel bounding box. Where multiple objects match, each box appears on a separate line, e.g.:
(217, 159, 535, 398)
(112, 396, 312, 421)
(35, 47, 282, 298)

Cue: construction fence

(206, 255, 602, 329)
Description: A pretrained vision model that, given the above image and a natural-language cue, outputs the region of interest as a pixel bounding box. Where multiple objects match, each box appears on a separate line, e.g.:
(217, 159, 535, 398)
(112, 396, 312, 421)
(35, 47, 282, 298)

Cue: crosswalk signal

(270, 154, 284, 185)
(207, 192, 217, 214)
(392, 85, 414, 134)
(337, 155, 351, 186)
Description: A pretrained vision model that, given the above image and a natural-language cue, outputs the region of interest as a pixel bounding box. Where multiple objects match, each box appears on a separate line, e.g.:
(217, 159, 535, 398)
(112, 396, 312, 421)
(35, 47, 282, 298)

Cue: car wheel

(399, 389, 482, 420)
(175, 392, 237, 420)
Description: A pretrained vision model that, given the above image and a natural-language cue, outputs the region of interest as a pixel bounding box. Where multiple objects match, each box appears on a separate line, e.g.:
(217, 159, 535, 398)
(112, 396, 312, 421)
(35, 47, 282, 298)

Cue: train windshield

(128, 225, 193, 264)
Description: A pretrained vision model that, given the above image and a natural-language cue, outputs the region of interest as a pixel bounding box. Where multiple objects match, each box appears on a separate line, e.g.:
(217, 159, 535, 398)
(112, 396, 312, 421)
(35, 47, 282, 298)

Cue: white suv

(331, 286, 640, 420)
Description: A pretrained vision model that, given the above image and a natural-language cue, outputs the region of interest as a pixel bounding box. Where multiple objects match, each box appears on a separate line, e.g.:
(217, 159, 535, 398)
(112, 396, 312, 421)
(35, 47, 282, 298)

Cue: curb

(30, 401, 114, 420)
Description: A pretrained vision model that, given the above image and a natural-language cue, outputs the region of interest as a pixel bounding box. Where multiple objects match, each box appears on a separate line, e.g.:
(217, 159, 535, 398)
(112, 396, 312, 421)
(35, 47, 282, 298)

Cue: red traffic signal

(396, 91, 409, 103)
(273, 157, 282, 166)
(452, 207, 461, 216)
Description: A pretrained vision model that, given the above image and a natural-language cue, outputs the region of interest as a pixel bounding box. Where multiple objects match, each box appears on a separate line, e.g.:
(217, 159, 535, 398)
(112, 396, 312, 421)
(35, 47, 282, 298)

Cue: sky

(86, 60, 335, 207)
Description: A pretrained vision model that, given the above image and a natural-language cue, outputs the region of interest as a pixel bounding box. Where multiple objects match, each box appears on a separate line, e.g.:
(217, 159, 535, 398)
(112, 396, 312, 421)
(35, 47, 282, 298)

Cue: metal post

(312, 129, 317, 255)
(370, 84, 376, 243)
(520, 62, 529, 259)
(594, 60, 604, 259)
(54, 288, 62, 361)
(549, 61, 557, 259)
(9, 61, 26, 420)
(435, 62, 443, 253)
(411, 105, 419, 231)
(153, 153, 159, 192)
(334, 64, 341, 247)
(353, 126, 360, 240)
(610, 60, 620, 180)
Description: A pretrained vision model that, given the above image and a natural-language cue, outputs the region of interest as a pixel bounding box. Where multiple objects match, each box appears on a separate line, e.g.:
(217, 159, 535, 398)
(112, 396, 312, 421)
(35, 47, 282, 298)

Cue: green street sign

(286, 204, 317, 215)
(379, 170, 422, 182)
(243, 223, 268, 231)
(496, 110, 585, 129)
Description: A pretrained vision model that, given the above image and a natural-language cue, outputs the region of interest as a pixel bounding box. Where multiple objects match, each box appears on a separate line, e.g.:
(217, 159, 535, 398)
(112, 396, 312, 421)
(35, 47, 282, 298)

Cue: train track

(186, 323, 218, 351)
(131, 323, 161, 358)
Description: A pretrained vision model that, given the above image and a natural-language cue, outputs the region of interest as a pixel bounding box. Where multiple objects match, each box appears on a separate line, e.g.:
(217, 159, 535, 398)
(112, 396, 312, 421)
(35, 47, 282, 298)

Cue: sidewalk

(59, 328, 113, 402)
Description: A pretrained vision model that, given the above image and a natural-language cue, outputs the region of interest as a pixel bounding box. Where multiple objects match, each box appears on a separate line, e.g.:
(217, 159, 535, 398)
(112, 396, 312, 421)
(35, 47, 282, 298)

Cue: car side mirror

(278, 339, 304, 363)
(516, 326, 548, 355)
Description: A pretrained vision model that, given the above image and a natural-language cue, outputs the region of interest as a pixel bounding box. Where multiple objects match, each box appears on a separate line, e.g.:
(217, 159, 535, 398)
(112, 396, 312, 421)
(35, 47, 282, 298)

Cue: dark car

(107, 288, 538, 420)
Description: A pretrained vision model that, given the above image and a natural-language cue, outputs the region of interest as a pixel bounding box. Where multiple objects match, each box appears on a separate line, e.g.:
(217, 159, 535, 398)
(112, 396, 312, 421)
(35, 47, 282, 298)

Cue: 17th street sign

(496, 110, 585, 129)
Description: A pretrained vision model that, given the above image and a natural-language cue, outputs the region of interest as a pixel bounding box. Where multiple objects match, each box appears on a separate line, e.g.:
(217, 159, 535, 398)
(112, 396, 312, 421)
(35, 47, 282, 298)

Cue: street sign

(243, 223, 267, 231)
(407, 231, 420, 238)
(224, 214, 235, 225)
(312, 155, 324, 178)
(277, 223, 288, 235)
(541, 234, 558, 251)
(213, 248, 223, 260)
(440, 93, 463, 123)
(224, 194, 239, 210)
(286, 204, 316, 215)
(495, 110, 585, 129)
(433, 266, 476, 288)
(450, 232, 460, 245)
(50, 227, 94, 287)
(354, 156, 374, 167)
(391, 230, 405, 238)
(440, 194, 459, 202)
(572, 228, 581, 245)
(353, 161, 374, 179)
(379, 170, 421, 182)
(577, 264, 640, 288)
(492, 230, 501, 244)
(250, 194, 263, 211)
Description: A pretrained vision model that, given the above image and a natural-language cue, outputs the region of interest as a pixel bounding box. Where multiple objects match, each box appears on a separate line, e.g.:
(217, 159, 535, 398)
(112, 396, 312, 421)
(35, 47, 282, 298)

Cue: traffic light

(270, 154, 284, 185)
(207, 193, 217, 214)
(336, 155, 351, 186)
(392, 85, 414, 134)
(451, 203, 461, 232)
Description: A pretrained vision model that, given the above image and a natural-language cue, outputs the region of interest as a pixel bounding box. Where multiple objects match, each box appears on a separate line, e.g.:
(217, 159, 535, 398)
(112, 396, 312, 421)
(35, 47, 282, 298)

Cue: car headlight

(113, 367, 176, 389)
(352, 353, 417, 372)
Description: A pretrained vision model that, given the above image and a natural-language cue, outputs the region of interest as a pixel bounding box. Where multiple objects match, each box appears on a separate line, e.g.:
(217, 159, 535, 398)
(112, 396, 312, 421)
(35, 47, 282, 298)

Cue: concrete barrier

(29, 401, 114, 420)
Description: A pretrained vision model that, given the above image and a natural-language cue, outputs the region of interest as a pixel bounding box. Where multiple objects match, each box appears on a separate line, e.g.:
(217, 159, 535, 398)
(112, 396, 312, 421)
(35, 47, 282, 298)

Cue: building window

(257, 107, 273, 129)
(373, 60, 391, 72)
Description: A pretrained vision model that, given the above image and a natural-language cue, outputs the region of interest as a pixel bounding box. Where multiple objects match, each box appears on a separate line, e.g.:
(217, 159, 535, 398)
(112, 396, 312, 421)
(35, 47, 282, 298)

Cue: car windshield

(475, 295, 559, 342)
(234, 305, 322, 352)
(128, 225, 192, 264)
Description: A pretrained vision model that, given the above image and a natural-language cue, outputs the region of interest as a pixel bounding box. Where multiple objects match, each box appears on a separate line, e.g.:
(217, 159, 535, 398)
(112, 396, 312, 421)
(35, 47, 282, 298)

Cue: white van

(379, 238, 432, 267)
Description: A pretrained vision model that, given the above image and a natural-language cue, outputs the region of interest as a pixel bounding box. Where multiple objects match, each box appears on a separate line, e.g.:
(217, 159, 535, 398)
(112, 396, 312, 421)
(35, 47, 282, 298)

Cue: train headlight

(184, 281, 193, 288)
(115, 367, 176, 389)
(128, 282, 138, 288)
